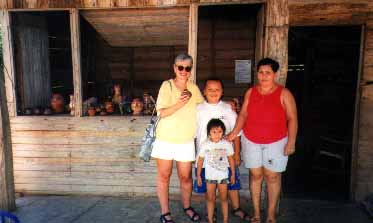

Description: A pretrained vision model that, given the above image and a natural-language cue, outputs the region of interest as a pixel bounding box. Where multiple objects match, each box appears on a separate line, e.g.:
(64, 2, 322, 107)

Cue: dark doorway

(284, 26, 361, 200)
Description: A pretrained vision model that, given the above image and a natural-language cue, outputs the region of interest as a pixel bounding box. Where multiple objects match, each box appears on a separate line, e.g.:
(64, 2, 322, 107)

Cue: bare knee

(264, 173, 280, 184)
(179, 174, 192, 185)
(158, 171, 172, 184)
(250, 172, 263, 182)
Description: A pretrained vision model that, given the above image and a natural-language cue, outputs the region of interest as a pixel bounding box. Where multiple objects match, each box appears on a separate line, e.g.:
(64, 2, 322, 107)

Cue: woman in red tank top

(227, 58, 298, 223)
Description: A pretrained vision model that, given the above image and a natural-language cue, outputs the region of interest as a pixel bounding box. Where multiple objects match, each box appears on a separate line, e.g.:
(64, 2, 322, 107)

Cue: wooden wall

(355, 16, 373, 201)
(197, 6, 257, 99)
(10, 116, 249, 196)
(11, 116, 159, 195)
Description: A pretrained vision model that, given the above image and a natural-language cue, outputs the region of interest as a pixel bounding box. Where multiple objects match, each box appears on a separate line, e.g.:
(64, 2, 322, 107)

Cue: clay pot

(44, 107, 53, 115)
(87, 107, 96, 116)
(51, 94, 65, 113)
(33, 107, 42, 115)
(131, 98, 144, 115)
(105, 101, 114, 114)
(24, 108, 32, 115)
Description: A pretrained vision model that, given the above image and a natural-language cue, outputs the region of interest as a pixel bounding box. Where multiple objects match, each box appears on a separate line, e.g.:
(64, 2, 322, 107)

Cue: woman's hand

(177, 93, 191, 107)
(284, 142, 295, 156)
(225, 131, 238, 142)
(197, 176, 203, 186)
(230, 175, 236, 185)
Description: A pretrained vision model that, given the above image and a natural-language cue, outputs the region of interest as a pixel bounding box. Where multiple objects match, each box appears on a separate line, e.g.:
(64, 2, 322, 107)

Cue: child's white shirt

(198, 139, 234, 181)
(196, 101, 238, 167)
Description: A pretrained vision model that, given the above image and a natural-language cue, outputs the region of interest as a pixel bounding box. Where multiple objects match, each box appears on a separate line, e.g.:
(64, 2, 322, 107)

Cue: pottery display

(50, 93, 65, 113)
(131, 98, 144, 115)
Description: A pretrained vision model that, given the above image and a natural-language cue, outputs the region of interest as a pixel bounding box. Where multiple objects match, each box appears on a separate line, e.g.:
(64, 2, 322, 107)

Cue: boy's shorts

(241, 135, 288, 172)
(193, 167, 241, 193)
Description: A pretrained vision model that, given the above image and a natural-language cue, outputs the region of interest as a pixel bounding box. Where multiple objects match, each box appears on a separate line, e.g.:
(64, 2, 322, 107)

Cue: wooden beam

(289, 2, 373, 26)
(70, 9, 83, 117)
(254, 4, 265, 84)
(1, 10, 16, 117)
(188, 3, 198, 83)
(0, 11, 16, 211)
(264, 0, 289, 86)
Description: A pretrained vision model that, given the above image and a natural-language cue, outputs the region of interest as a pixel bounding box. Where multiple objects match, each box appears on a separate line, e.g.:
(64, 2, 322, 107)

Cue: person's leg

(206, 183, 217, 223)
(218, 184, 229, 223)
(228, 189, 240, 210)
(176, 161, 200, 220)
(250, 167, 264, 221)
(263, 168, 281, 222)
(156, 158, 174, 220)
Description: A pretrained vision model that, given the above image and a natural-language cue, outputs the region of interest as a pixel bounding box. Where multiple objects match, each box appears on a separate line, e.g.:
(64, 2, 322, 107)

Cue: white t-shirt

(196, 101, 238, 167)
(198, 139, 234, 181)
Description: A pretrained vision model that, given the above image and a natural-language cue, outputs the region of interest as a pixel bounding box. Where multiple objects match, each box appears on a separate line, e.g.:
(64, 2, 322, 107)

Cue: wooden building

(1, 0, 373, 211)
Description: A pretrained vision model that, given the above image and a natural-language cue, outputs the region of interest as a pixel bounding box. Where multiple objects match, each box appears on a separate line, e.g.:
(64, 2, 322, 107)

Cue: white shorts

(241, 135, 288, 172)
(151, 139, 195, 162)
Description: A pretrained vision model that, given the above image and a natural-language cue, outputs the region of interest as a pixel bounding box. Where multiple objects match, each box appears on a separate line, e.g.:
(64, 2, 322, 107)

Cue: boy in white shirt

(194, 78, 250, 221)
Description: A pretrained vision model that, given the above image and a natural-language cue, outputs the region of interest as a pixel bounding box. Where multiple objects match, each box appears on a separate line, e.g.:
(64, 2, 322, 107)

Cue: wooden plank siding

(196, 6, 257, 99)
(9, 116, 248, 196)
(9, 116, 158, 196)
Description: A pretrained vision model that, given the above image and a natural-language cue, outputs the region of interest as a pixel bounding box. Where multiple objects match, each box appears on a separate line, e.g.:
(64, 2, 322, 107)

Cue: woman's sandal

(160, 212, 175, 223)
(231, 207, 251, 222)
(183, 206, 201, 222)
(251, 216, 261, 223)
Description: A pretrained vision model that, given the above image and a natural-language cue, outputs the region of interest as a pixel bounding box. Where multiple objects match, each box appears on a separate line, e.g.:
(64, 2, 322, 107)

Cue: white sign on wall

(235, 60, 251, 84)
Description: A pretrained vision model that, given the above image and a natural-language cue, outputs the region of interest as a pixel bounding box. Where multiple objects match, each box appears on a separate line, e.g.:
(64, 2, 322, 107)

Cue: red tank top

(243, 86, 287, 144)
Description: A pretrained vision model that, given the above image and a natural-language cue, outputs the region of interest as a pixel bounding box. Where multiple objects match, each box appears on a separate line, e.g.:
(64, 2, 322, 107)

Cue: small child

(197, 119, 235, 223)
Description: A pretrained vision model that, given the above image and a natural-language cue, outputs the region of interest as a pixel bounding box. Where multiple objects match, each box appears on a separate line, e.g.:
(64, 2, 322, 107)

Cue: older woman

(151, 53, 203, 223)
(227, 58, 298, 223)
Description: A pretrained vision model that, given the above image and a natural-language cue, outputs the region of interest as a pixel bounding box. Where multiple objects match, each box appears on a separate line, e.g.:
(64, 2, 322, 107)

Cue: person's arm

(226, 88, 251, 141)
(196, 157, 204, 186)
(158, 94, 190, 118)
(282, 88, 298, 156)
(233, 136, 241, 166)
(228, 155, 236, 185)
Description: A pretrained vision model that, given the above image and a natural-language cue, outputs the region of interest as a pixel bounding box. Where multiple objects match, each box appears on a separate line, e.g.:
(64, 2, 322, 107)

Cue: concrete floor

(9, 195, 371, 223)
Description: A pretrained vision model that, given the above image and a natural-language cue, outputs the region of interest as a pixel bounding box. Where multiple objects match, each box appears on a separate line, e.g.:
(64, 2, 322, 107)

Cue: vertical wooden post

(1, 10, 16, 117)
(70, 9, 83, 117)
(188, 3, 198, 83)
(0, 10, 16, 211)
(254, 4, 266, 84)
(264, 0, 289, 86)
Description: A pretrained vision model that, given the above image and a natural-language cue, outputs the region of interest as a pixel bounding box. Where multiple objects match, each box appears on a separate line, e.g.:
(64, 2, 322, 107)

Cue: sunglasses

(176, 65, 192, 72)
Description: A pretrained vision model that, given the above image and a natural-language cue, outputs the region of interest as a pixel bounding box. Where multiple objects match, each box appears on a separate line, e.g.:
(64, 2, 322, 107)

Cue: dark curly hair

(207, 118, 226, 137)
